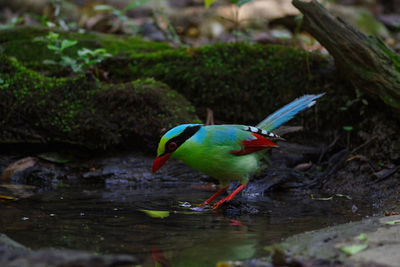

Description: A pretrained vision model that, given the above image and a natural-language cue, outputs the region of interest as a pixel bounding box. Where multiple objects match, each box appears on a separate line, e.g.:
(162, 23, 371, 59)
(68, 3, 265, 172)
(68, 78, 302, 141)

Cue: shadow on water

(0, 177, 370, 267)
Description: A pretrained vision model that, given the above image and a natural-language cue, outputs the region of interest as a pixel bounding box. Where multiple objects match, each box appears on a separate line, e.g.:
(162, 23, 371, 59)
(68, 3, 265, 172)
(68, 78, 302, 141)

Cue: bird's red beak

(152, 153, 171, 173)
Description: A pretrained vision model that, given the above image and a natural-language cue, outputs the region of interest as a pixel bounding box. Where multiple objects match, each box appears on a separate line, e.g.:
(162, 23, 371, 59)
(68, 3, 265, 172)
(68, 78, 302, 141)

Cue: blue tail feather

(256, 93, 324, 131)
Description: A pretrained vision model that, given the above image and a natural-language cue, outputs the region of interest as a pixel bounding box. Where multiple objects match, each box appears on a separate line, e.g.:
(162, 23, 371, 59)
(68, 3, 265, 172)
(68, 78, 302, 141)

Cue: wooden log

(292, 0, 400, 114)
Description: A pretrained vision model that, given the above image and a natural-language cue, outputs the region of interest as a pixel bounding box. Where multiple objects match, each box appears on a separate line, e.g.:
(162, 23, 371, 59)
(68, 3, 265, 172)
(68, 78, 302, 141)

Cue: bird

(152, 94, 324, 210)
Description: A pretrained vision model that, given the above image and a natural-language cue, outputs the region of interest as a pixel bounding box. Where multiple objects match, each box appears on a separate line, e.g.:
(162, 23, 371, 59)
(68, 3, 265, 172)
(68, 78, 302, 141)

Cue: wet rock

(250, 168, 314, 193)
(0, 233, 139, 267)
(226, 215, 400, 266)
(0, 152, 208, 197)
(1, 157, 38, 183)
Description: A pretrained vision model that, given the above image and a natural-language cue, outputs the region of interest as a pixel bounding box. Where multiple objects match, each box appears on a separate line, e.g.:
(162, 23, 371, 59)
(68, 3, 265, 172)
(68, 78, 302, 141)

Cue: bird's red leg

(213, 183, 247, 210)
(198, 186, 229, 206)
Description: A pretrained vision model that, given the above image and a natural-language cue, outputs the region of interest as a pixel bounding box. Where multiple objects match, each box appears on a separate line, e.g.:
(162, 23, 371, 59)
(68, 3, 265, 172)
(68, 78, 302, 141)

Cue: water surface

(0, 177, 368, 267)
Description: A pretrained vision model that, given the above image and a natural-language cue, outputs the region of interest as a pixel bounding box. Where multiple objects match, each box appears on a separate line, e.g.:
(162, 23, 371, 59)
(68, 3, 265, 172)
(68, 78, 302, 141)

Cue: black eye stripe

(164, 125, 202, 154)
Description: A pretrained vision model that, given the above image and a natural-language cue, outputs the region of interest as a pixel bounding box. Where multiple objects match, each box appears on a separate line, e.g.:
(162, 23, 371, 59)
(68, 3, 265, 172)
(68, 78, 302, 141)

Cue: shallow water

(0, 175, 369, 267)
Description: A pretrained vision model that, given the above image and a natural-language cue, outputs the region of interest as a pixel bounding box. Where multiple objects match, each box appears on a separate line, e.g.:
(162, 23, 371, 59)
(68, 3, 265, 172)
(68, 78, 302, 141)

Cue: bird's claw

(198, 202, 208, 207)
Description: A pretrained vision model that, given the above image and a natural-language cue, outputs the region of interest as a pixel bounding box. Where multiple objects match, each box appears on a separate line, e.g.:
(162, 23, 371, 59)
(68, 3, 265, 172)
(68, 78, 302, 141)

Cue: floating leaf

(138, 209, 169, 218)
(385, 219, 400, 225)
(341, 243, 368, 255)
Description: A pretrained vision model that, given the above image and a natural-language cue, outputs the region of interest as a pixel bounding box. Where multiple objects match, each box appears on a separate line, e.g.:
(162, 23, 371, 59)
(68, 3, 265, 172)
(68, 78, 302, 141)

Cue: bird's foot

(212, 183, 248, 211)
(212, 198, 227, 211)
(198, 186, 229, 208)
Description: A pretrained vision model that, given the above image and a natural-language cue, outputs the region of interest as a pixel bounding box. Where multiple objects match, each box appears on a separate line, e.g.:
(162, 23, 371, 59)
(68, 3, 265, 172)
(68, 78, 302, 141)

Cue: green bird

(153, 94, 324, 210)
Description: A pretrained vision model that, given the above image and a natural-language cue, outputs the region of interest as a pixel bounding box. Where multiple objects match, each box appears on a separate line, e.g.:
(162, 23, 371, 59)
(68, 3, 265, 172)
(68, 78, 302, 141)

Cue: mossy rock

(0, 26, 344, 128)
(104, 43, 334, 124)
(0, 55, 198, 149)
(0, 26, 171, 71)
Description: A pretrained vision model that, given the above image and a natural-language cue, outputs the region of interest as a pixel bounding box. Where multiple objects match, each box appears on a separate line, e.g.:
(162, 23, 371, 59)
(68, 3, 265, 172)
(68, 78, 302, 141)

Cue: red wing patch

(230, 133, 278, 156)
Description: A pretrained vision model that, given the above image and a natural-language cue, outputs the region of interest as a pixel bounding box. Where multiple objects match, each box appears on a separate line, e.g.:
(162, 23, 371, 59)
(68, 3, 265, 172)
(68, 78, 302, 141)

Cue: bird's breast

(174, 141, 259, 184)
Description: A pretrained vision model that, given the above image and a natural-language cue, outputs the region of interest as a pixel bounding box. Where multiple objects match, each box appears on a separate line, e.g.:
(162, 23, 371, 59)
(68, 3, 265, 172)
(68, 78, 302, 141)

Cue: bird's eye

(168, 142, 177, 151)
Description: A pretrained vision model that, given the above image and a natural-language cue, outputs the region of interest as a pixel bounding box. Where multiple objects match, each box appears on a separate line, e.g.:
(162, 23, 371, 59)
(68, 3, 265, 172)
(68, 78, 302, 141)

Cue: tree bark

(293, 0, 400, 114)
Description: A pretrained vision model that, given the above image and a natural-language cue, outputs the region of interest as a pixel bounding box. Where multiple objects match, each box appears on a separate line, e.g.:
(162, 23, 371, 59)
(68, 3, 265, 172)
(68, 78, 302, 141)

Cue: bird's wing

(208, 125, 278, 156)
(256, 93, 325, 131)
(229, 132, 277, 156)
(202, 125, 277, 156)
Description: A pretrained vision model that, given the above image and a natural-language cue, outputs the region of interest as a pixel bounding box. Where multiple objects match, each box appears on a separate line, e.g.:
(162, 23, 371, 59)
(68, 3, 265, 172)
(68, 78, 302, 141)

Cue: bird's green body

(153, 94, 324, 209)
(169, 125, 260, 186)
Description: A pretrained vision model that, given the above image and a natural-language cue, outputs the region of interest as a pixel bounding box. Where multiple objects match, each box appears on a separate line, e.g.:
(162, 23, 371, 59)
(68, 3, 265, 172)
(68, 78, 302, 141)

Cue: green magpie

(153, 94, 324, 210)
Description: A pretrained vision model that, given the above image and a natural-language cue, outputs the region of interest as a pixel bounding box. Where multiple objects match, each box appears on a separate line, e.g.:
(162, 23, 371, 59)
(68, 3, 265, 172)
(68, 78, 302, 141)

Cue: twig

(351, 136, 378, 154)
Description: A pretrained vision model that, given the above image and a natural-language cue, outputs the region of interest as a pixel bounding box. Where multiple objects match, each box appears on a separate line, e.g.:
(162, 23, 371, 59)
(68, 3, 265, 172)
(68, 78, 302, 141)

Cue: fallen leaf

(310, 193, 352, 201)
(341, 243, 368, 255)
(335, 194, 352, 200)
(0, 195, 15, 200)
(310, 194, 333, 201)
(346, 155, 367, 162)
(341, 233, 369, 255)
(138, 209, 169, 218)
(294, 162, 312, 171)
(0, 184, 36, 198)
(0, 184, 36, 189)
(355, 233, 368, 241)
(385, 219, 400, 225)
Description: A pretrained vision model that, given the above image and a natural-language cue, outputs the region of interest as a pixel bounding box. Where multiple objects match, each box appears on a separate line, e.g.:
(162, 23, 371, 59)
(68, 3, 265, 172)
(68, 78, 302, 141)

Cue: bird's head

(152, 124, 202, 173)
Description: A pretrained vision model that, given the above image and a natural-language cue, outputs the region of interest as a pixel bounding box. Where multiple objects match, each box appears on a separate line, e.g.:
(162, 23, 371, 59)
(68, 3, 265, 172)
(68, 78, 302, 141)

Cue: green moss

(0, 55, 197, 149)
(0, 26, 171, 71)
(107, 43, 330, 124)
(374, 37, 400, 72)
